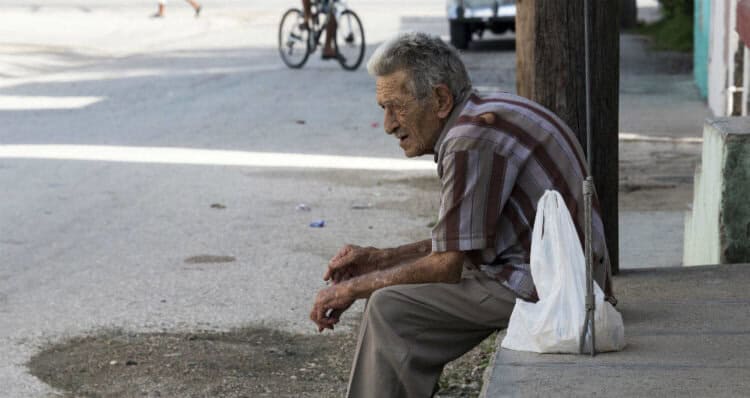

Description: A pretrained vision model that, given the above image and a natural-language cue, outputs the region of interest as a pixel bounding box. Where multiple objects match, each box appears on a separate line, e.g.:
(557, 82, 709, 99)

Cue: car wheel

(449, 20, 470, 50)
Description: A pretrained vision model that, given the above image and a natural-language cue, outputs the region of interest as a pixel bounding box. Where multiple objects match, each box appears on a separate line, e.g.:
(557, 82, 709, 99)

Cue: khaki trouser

(346, 269, 518, 398)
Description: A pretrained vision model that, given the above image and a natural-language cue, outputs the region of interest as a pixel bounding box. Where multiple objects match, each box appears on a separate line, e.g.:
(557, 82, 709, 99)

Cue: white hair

(367, 32, 472, 102)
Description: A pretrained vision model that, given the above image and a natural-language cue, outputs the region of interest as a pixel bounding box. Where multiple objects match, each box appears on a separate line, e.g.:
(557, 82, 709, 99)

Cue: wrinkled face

(375, 70, 443, 158)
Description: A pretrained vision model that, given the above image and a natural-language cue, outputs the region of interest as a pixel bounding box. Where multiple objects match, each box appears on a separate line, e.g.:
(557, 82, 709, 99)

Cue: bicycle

(278, 0, 365, 71)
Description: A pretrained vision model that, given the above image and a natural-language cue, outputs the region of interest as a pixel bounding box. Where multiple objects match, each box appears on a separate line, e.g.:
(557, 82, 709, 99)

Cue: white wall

(708, 0, 741, 116)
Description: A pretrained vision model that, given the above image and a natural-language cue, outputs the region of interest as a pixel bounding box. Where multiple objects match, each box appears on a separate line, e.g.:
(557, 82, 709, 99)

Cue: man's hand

(311, 248, 465, 332)
(324, 244, 381, 284)
(310, 282, 355, 332)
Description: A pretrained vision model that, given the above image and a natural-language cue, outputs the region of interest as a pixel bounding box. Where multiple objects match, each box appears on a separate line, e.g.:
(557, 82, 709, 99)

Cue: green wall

(694, 0, 710, 98)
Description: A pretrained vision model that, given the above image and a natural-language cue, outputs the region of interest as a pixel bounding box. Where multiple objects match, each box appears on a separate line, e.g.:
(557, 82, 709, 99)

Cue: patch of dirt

(29, 327, 355, 398)
(436, 333, 498, 397)
(28, 326, 493, 398)
(184, 255, 236, 264)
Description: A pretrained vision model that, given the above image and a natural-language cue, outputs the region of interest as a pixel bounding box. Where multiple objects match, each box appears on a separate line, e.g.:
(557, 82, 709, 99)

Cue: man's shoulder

(442, 91, 542, 151)
(439, 90, 582, 169)
(460, 91, 549, 113)
(450, 91, 578, 151)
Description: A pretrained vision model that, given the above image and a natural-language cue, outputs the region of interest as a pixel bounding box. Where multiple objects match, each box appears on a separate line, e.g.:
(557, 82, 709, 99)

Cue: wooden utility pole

(620, 0, 637, 29)
(516, 0, 620, 273)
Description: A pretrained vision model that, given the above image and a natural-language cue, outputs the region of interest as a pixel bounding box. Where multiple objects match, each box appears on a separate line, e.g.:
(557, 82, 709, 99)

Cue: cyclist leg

(302, 0, 312, 27)
(322, 13, 337, 57)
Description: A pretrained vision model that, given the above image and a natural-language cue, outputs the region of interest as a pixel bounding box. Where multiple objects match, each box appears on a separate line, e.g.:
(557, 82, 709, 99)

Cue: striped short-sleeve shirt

(431, 91, 612, 301)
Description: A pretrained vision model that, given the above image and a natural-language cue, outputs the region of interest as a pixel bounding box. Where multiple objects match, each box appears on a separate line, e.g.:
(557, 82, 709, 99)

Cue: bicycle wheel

(334, 10, 365, 71)
(278, 8, 310, 69)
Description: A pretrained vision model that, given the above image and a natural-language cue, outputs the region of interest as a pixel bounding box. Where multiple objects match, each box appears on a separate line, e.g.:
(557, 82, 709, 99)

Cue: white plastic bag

(501, 190, 625, 353)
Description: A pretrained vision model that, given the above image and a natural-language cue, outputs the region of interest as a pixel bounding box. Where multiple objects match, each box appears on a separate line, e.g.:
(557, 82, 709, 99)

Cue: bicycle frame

(308, 0, 351, 52)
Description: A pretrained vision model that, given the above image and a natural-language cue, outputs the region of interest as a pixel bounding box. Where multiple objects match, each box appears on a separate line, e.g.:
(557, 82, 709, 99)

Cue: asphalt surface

(0, 2, 475, 396)
(0, 1, 710, 396)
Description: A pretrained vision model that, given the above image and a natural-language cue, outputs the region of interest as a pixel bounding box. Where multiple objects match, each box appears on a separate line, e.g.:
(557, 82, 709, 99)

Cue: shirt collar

(433, 89, 473, 163)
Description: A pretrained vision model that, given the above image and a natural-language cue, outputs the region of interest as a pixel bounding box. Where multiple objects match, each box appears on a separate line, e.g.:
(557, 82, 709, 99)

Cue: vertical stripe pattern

(431, 91, 612, 301)
(445, 151, 467, 250)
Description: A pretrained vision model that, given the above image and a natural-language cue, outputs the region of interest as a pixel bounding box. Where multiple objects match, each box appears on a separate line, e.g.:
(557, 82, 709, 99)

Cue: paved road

(0, 2, 512, 396)
(0, 1, 707, 396)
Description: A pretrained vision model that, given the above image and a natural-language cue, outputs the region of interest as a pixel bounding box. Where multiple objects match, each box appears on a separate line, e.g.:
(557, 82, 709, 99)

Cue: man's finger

(324, 255, 345, 280)
(328, 269, 341, 283)
(323, 264, 336, 280)
(329, 250, 356, 269)
(329, 245, 353, 264)
(325, 253, 356, 280)
(323, 318, 336, 330)
(316, 303, 330, 327)
(332, 270, 354, 284)
(311, 301, 328, 326)
(311, 307, 323, 326)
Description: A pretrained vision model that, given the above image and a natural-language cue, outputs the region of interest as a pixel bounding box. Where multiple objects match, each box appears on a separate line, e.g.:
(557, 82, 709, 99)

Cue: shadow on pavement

(466, 37, 516, 52)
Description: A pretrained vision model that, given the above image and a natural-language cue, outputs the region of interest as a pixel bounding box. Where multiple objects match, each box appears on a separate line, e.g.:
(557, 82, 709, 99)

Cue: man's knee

(367, 286, 408, 325)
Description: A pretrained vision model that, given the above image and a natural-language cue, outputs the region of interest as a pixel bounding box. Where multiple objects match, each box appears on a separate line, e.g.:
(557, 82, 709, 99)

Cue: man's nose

(384, 111, 399, 134)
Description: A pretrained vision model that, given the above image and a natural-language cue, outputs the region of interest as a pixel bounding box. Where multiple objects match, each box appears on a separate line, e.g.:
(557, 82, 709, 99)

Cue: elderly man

(310, 32, 613, 397)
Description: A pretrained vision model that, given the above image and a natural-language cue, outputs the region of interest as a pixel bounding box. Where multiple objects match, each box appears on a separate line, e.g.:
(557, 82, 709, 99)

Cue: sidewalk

(481, 264, 750, 397)
(478, 3, 748, 395)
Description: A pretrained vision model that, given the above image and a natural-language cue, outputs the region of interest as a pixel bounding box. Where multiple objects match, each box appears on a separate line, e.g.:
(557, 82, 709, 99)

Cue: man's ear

(434, 84, 454, 119)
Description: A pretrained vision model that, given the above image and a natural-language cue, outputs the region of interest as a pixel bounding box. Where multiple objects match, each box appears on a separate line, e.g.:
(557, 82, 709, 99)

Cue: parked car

(446, 0, 516, 49)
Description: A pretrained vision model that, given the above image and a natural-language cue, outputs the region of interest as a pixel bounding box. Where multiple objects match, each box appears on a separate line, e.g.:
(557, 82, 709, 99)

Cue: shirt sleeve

(432, 147, 510, 252)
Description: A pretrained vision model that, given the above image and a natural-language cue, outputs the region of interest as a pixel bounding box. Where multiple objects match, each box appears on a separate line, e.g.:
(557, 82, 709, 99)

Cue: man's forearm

(348, 250, 464, 300)
(376, 239, 432, 270)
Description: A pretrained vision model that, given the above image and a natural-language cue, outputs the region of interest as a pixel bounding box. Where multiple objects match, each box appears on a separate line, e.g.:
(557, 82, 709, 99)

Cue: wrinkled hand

(310, 283, 355, 332)
(324, 244, 380, 284)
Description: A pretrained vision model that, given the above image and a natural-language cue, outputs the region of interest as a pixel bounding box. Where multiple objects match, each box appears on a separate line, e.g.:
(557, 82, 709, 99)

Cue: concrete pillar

(708, 0, 740, 116)
(684, 117, 750, 265)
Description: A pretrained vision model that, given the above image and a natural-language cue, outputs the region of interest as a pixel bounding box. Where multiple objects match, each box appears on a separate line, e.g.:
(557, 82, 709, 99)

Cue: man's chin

(400, 142, 426, 158)
(402, 149, 424, 158)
